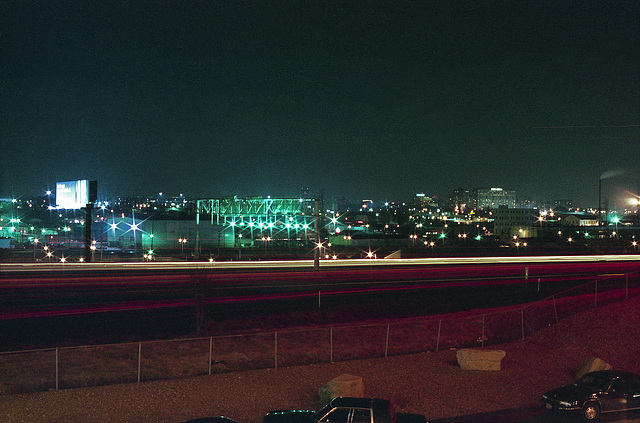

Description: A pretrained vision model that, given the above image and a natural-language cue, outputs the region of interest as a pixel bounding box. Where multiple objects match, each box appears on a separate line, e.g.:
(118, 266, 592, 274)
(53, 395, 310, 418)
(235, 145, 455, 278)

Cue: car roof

(328, 398, 390, 409)
(585, 370, 639, 379)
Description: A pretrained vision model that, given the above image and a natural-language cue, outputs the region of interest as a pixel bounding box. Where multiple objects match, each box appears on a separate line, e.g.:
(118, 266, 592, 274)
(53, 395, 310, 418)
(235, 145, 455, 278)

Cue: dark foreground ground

(1, 294, 639, 423)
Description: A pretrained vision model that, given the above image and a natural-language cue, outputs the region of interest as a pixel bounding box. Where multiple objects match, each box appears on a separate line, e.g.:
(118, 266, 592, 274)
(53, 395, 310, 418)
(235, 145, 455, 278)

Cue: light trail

(2, 254, 639, 274)
(2, 255, 639, 321)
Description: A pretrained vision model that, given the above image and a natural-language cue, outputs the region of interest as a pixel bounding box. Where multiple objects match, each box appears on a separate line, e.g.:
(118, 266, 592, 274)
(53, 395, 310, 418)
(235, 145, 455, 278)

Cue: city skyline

(5, 180, 640, 214)
(1, 1, 638, 205)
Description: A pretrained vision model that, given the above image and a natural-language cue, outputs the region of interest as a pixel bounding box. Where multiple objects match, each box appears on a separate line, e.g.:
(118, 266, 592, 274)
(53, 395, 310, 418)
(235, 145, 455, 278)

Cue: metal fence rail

(1, 272, 638, 395)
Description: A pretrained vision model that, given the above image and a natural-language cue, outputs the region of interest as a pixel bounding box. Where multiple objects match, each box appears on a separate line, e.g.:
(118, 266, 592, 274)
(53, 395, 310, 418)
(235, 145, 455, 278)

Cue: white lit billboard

(56, 180, 89, 209)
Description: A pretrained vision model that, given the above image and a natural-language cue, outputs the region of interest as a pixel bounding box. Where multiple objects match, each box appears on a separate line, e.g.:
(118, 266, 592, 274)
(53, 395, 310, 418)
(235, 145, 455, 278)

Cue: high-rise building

(473, 188, 516, 210)
(450, 188, 472, 214)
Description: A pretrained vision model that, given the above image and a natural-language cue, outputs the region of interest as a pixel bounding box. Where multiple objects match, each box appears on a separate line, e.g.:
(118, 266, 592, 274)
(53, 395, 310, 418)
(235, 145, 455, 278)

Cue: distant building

(493, 206, 537, 239)
(552, 199, 574, 210)
(450, 188, 472, 214)
(414, 193, 436, 210)
(560, 213, 598, 227)
(473, 188, 517, 210)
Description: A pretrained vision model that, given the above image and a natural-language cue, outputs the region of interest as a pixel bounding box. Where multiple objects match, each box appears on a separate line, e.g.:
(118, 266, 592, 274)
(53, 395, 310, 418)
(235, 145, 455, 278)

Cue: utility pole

(83, 203, 94, 262)
(83, 181, 98, 263)
(314, 198, 320, 270)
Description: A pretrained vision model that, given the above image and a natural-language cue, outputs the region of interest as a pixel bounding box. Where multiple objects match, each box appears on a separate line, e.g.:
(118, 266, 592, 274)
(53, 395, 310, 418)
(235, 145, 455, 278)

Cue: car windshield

(576, 373, 611, 391)
(315, 405, 336, 422)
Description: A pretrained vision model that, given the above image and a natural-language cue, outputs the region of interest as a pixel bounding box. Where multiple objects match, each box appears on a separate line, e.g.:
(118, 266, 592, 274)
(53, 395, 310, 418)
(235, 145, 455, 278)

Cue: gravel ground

(1, 296, 639, 423)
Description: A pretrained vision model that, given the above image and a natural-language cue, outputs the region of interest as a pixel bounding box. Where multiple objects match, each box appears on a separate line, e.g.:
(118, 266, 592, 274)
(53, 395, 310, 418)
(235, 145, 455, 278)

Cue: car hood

(543, 384, 599, 404)
(263, 410, 316, 423)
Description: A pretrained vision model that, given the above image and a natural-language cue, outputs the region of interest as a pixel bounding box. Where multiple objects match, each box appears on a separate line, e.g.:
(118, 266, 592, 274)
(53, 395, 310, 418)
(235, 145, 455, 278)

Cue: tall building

(473, 188, 516, 210)
(450, 188, 472, 214)
(493, 206, 537, 239)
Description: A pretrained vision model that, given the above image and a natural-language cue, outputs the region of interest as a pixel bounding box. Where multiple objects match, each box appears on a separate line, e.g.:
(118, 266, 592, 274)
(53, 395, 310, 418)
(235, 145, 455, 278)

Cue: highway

(2, 253, 640, 274)
(2, 254, 640, 321)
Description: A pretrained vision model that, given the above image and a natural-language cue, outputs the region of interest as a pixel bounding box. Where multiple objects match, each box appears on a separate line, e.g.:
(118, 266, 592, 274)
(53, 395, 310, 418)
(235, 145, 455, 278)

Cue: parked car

(263, 397, 426, 423)
(541, 370, 640, 420)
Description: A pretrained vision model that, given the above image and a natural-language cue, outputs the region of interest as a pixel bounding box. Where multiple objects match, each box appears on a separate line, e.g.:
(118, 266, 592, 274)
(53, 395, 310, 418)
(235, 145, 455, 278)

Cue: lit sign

(56, 180, 96, 209)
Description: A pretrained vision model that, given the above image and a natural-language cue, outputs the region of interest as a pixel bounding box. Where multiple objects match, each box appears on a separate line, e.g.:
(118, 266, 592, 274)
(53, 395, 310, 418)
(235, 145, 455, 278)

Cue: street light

(612, 216, 620, 238)
(32, 238, 39, 261)
(178, 238, 187, 258)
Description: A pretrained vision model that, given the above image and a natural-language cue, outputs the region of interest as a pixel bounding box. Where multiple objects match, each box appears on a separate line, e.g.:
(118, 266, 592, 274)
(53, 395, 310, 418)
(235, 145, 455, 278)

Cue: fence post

(318, 290, 321, 308)
(626, 274, 629, 300)
(384, 323, 390, 358)
(208, 337, 213, 375)
(482, 315, 485, 348)
(553, 295, 558, 323)
(274, 331, 278, 369)
(521, 306, 525, 340)
(55, 348, 59, 391)
(594, 280, 598, 309)
(436, 319, 442, 351)
(137, 342, 141, 383)
(330, 327, 334, 363)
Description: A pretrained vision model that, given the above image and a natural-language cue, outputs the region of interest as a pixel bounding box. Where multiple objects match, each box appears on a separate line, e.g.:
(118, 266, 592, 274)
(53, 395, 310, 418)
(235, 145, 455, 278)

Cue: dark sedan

(541, 370, 640, 421)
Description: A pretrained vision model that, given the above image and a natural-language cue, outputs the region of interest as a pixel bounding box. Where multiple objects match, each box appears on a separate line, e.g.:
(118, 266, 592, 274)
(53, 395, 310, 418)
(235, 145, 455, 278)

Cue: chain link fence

(1, 271, 638, 395)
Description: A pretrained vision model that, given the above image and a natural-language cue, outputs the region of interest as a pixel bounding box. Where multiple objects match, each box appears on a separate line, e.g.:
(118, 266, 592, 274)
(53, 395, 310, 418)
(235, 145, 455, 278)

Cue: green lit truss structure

(195, 197, 319, 250)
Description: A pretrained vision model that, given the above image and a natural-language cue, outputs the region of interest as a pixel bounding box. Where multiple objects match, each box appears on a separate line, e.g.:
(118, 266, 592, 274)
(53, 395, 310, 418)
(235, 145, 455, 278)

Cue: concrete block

(318, 374, 364, 406)
(456, 348, 506, 371)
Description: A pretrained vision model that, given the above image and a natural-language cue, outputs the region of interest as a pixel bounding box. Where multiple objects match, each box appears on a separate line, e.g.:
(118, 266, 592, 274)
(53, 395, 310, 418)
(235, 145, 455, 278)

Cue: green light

(475, 235, 482, 241)
(439, 233, 446, 239)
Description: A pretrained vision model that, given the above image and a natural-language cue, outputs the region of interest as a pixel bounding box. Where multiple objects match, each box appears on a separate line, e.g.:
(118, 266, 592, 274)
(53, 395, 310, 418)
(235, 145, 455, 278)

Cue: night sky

(1, 1, 638, 207)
